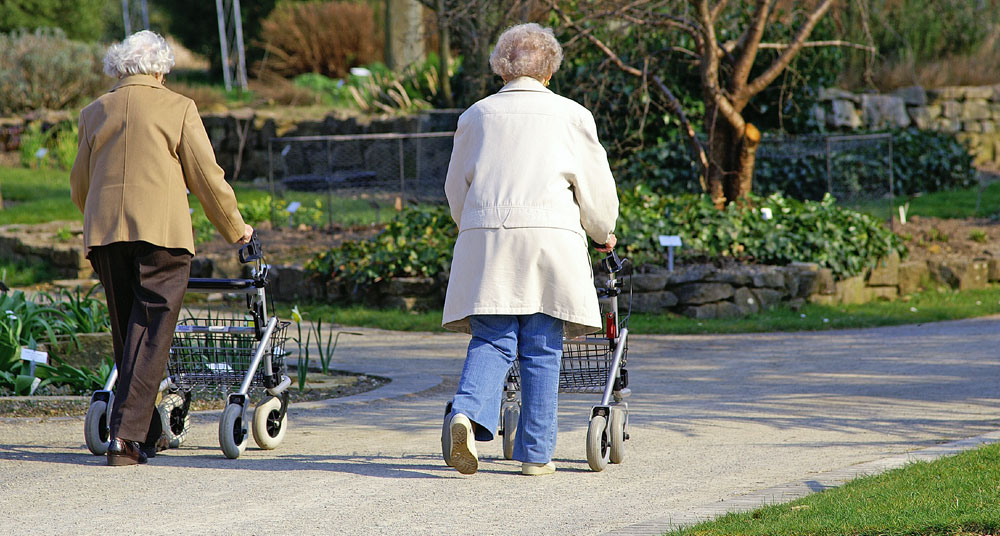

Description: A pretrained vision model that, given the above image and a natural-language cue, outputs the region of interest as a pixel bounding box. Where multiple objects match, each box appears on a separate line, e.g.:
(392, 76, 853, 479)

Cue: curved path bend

(2, 317, 1000, 535)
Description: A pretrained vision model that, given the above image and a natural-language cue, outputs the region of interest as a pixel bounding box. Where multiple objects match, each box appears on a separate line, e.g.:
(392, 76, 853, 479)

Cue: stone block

(942, 100, 962, 118)
(705, 266, 753, 286)
(865, 286, 899, 301)
(732, 287, 760, 315)
(989, 258, 1000, 282)
(897, 261, 929, 295)
(829, 99, 862, 129)
(965, 86, 995, 100)
(818, 87, 859, 102)
(835, 275, 867, 305)
(892, 85, 927, 106)
(964, 121, 985, 133)
(936, 118, 962, 133)
(268, 264, 324, 302)
(680, 303, 719, 319)
(928, 259, 990, 290)
(381, 294, 442, 312)
(630, 291, 679, 314)
(751, 288, 783, 309)
(815, 268, 836, 295)
(787, 262, 821, 298)
(673, 282, 734, 305)
(861, 94, 910, 128)
(809, 294, 837, 306)
(384, 276, 438, 296)
(930, 86, 966, 100)
(908, 106, 934, 129)
(623, 272, 668, 292)
(962, 99, 993, 121)
(715, 301, 743, 318)
(664, 264, 718, 286)
(750, 266, 787, 289)
(867, 251, 900, 287)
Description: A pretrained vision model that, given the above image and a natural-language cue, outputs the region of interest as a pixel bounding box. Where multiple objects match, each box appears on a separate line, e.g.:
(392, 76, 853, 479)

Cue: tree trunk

(436, 0, 453, 107)
(734, 123, 761, 202)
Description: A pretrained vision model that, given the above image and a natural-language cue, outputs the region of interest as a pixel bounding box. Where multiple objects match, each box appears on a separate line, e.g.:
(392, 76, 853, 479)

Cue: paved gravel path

(3, 317, 1000, 536)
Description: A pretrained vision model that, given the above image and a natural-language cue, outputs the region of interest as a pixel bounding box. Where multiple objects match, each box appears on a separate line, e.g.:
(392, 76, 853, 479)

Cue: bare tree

(418, 0, 550, 107)
(556, 0, 854, 208)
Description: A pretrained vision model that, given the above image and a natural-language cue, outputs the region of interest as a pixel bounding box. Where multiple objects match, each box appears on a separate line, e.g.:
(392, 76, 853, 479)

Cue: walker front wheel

(501, 406, 519, 460)
(84, 400, 110, 455)
(609, 407, 626, 464)
(219, 403, 248, 459)
(252, 396, 288, 450)
(586, 415, 610, 472)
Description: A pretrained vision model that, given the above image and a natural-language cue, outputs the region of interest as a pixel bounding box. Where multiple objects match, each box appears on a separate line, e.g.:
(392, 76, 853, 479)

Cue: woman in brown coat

(70, 30, 253, 466)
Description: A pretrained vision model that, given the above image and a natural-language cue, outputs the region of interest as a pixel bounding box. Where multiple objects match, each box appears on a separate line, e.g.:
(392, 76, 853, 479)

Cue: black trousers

(89, 241, 191, 442)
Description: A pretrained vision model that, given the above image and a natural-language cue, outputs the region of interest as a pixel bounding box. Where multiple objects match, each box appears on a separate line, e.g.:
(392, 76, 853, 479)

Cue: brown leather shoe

(107, 438, 148, 466)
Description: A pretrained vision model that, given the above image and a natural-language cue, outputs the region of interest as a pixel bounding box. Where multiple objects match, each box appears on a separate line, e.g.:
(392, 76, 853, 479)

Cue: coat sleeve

(178, 101, 246, 244)
(69, 114, 91, 214)
(444, 113, 474, 227)
(570, 111, 619, 245)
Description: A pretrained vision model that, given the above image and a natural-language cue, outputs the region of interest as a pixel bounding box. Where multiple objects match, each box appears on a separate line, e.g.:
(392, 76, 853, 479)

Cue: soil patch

(196, 223, 381, 266)
(895, 215, 1000, 263)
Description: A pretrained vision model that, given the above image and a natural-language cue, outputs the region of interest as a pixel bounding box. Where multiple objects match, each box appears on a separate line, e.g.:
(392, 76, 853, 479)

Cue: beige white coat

(442, 77, 619, 338)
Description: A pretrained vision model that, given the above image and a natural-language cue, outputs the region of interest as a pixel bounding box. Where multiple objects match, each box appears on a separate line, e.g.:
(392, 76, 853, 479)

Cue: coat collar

(111, 74, 164, 92)
(497, 76, 553, 94)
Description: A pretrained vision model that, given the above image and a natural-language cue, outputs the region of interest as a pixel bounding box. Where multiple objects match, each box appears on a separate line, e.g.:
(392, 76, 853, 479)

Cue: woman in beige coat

(442, 23, 619, 476)
(70, 31, 253, 466)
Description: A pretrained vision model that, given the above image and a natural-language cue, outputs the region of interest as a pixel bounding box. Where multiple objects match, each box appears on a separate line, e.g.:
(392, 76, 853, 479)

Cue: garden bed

(0, 371, 387, 418)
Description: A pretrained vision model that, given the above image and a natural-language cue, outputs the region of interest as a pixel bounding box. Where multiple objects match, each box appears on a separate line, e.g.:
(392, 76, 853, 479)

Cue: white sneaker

(449, 413, 478, 475)
(521, 461, 556, 476)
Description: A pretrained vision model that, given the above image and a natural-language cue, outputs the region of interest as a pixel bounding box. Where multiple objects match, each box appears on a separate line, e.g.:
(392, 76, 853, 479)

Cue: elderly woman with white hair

(441, 23, 619, 476)
(71, 30, 253, 466)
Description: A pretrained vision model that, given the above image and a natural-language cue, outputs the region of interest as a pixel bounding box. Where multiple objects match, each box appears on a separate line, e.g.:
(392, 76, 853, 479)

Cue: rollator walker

(84, 233, 292, 459)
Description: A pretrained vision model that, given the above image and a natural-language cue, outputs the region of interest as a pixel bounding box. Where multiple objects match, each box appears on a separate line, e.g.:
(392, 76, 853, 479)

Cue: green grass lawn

(667, 441, 1000, 536)
(847, 181, 1000, 221)
(0, 167, 80, 225)
(277, 284, 1000, 335)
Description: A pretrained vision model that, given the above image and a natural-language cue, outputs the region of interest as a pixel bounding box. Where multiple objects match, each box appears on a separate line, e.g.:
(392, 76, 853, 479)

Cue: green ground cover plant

(665, 441, 1000, 536)
(0, 259, 56, 287)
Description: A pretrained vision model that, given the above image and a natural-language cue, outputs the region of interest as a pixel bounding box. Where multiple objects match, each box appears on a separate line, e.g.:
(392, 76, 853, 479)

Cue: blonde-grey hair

(102, 30, 175, 78)
(489, 23, 563, 81)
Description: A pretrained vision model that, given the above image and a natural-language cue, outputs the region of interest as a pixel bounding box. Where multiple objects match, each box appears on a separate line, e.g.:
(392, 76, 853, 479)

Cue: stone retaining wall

(814, 85, 1000, 165)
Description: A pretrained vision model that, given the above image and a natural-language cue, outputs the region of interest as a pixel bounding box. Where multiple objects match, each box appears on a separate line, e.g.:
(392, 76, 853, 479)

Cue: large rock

(623, 272, 668, 292)
(680, 301, 741, 319)
(835, 275, 867, 305)
(787, 262, 821, 298)
(908, 106, 935, 129)
(630, 291, 678, 314)
(928, 259, 989, 290)
(705, 266, 753, 286)
(819, 88, 860, 102)
(664, 264, 718, 286)
(383, 276, 438, 296)
(861, 94, 911, 128)
(962, 100, 992, 121)
(749, 266, 786, 289)
(936, 118, 962, 133)
(732, 287, 760, 315)
(268, 264, 325, 301)
(865, 286, 899, 301)
(829, 99, 862, 129)
(942, 100, 962, 118)
(381, 295, 442, 312)
(0, 222, 91, 278)
(673, 282, 734, 305)
(898, 261, 929, 295)
(989, 259, 1000, 282)
(751, 288, 783, 309)
(867, 251, 900, 287)
(892, 85, 927, 106)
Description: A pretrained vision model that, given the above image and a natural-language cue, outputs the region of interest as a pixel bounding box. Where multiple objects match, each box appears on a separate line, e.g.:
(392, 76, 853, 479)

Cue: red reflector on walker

(605, 312, 617, 339)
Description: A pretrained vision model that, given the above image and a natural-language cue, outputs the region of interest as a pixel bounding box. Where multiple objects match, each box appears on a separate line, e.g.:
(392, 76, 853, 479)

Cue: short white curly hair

(489, 23, 563, 82)
(102, 30, 175, 78)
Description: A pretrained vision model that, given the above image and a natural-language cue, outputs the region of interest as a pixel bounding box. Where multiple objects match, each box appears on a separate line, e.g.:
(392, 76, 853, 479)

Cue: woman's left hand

(595, 233, 616, 253)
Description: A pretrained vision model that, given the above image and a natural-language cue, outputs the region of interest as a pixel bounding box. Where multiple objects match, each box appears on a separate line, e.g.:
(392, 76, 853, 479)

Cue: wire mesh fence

(756, 133, 894, 217)
(267, 132, 454, 226)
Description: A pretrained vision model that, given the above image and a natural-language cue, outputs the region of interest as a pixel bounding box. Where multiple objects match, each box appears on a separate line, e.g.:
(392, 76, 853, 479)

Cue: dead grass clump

(256, 2, 382, 79)
(248, 74, 323, 107)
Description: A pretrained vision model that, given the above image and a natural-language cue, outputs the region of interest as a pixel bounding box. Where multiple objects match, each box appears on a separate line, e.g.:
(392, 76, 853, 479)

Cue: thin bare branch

(650, 73, 709, 185)
(709, 0, 729, 23)
(744, 0, 836, 98)
(757, 40, 877, 53)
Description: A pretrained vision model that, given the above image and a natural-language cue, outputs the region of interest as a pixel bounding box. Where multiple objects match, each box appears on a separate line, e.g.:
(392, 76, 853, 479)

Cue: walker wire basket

(169, 316, 290, 391)
(506, 328, 628, 394)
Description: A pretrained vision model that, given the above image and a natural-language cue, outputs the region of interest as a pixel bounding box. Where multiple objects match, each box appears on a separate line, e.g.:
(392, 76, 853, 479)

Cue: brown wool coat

(441, 77, 620, 338)
(70, 74, 245, 255)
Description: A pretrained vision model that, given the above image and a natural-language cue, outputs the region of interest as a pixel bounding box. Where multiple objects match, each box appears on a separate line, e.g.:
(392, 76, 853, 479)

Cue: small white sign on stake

(286, 202, 302, 213)
(20, 348, 48, 364)
(658, 235, 683, 271)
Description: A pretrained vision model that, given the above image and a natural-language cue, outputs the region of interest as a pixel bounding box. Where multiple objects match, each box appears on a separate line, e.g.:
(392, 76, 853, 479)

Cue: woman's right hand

(595, 232, 616, 253)
(237, 224, 254, 245)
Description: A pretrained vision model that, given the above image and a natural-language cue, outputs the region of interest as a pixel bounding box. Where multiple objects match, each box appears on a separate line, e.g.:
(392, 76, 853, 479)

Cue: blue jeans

(450, 313, 563, 464)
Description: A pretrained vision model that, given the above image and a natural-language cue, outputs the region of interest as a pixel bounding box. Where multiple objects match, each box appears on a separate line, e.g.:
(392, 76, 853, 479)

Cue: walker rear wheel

(219, 403, 248, 459)
(586, 415, 610, 472)
(157, 393, 190, 449)
(501, 406, 519, 460)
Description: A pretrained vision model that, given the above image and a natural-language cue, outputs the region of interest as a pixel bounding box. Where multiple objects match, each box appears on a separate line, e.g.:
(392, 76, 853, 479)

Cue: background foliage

(0, 28, 105, 115)
(0, 0, 108, 41)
